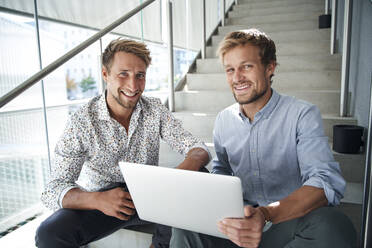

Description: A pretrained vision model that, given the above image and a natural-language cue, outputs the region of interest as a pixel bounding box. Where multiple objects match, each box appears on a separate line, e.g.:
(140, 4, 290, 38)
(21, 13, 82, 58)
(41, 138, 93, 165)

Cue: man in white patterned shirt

(35, 38, 210, 248)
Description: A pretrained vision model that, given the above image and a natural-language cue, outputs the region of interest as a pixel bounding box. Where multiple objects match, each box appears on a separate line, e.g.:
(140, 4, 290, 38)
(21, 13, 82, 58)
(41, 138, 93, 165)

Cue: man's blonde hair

(102, 38, 152, 73)
(217, 28, 277, 66)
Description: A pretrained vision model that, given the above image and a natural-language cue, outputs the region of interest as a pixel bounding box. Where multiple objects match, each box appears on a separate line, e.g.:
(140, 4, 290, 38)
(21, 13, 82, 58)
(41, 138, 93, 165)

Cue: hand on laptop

(96, 187, 136, 220)
(217, 205, 264, 248)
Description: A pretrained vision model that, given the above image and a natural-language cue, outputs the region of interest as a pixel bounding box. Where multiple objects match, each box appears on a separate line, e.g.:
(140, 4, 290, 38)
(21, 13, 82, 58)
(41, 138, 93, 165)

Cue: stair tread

(342, 182, 364, 205)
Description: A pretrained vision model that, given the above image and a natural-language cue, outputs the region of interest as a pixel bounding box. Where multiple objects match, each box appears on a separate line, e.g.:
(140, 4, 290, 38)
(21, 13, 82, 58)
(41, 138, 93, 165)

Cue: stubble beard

(112, 90, 141, 109)
(233, 80, 269, 105)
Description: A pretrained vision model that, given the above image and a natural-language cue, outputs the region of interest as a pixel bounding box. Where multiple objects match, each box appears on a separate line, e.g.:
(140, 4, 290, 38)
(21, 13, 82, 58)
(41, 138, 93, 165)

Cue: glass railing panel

(38, 19, 101, 105)
(0, 10, 50, 234)
(0, 11, 42, 111)
(0, 83, 49, 234)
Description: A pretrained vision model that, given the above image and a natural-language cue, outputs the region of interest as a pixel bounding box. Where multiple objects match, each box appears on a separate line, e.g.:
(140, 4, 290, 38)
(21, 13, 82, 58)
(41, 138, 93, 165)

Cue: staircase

(160, 0, 365, 239)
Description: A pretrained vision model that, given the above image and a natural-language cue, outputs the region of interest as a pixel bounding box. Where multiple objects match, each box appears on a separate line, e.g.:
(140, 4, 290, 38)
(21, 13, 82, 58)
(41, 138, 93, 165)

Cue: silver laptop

(119, 162, 244, 239)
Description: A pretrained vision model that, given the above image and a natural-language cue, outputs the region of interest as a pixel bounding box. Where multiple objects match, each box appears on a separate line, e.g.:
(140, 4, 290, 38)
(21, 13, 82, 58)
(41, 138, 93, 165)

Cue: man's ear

(102, 66, 109, 82)
(266, 61, 276, 78)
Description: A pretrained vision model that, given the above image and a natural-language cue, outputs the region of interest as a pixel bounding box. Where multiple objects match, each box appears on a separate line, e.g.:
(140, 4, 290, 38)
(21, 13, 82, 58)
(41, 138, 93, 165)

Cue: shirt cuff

(58, 186, 78, 208)
(187, 143, 212, 162)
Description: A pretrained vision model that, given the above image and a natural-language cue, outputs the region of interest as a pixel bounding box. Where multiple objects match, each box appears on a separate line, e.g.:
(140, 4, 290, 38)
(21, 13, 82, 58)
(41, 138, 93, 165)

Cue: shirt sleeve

(40, 115, 86, 211)
(296, 105, 346, 206)
(211, 112, 233, 175)
(158, 101, 211, 160)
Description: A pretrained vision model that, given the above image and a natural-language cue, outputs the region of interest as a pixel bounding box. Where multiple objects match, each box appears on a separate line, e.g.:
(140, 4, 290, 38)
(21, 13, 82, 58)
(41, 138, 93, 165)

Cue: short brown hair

(102, 38, 152, 73)
(217, 28, 277, 66)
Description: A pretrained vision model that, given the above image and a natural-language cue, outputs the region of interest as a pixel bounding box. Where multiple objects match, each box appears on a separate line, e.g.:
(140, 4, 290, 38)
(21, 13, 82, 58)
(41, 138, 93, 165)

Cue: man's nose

(233, 69, 243, 83)
(126, 76, 138, 91)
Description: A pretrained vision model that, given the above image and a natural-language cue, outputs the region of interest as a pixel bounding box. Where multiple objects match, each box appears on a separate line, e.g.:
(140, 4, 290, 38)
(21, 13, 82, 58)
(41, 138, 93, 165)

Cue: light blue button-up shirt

(212, 89, 345, 206)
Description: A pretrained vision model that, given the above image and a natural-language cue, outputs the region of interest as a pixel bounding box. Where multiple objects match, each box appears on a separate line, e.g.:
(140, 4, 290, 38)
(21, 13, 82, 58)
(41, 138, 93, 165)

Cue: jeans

(170, 206, 357, 248)
(35, 183, 171, 248)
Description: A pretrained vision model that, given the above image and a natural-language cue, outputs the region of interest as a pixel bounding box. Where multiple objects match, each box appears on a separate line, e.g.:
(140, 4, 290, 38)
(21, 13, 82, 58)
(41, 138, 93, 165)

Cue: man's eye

(119, 72, 128, 77)
(137, 73, 145, 79)
(244, 64, 252, 69)
(225, 68, 234, 74)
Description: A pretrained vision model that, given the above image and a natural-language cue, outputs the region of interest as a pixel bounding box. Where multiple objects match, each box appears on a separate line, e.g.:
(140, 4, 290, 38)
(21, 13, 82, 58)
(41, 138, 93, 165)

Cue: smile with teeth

(120, 89, 138, 97)
(233, 84, 251, 94)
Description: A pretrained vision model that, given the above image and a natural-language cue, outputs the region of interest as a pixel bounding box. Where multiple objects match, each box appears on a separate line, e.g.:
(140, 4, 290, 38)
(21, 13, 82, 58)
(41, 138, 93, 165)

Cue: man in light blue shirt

(170, 29, 356, 248)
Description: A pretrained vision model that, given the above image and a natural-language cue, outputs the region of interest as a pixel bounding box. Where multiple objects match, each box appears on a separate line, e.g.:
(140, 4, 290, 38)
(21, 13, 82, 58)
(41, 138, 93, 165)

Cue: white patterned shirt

(41, 93, 210, 211)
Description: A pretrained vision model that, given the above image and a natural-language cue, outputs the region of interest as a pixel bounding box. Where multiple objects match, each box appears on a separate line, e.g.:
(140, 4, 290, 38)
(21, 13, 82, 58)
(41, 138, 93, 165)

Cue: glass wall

(0, 12, 48, 234)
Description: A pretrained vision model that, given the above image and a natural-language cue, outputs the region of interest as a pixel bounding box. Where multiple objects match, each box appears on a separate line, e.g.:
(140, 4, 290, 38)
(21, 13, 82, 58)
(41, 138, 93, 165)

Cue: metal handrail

(330, 0, 337, 54)
(0, 0, 156, 109)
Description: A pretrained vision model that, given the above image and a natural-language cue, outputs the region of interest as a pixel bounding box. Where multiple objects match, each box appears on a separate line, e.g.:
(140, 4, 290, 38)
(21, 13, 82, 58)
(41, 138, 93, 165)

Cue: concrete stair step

(237, 0, 323, 4)
(227, 11, 321, 26)
(187, 71, 341, 91)
(175, 90, 340, 115)
(196, 55, 341, 73)
(212, 29, 331, 45)
(333, 149, 366, 183)
(235, 0, 323, 9)
(230, 3, 323, 17)
(207, 40, 331, 58)
(218, 21, 319, 35)
(342, 182, 364, 205)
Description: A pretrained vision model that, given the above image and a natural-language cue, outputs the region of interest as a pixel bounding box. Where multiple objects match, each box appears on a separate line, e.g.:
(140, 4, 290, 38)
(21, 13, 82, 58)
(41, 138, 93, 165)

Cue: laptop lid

(119, 162, 244, 239)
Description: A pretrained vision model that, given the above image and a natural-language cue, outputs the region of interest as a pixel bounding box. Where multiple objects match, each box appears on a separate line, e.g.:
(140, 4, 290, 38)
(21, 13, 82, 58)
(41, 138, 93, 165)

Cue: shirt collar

(238, 88, 280, 121)
(96, 91, 143, 121)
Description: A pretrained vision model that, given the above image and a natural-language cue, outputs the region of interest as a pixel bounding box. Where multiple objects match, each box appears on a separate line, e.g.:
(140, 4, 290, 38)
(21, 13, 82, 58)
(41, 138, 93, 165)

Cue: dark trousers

(35, 183, 171, 248)
(171, 206, 357, 248)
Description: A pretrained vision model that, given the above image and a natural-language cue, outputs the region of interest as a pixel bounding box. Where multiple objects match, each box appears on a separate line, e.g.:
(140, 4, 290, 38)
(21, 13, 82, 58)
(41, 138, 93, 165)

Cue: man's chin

(117, 96, 141, 109)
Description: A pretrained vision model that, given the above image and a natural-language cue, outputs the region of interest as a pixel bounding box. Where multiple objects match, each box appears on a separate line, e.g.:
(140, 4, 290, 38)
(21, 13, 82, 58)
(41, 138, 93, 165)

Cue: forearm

(177, 147, 210, 171)
(62, 188, 100, 210)
(264, 185, 328, 224)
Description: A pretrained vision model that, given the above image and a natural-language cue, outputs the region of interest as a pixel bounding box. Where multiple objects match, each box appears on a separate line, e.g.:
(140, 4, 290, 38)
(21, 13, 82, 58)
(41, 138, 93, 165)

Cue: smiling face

(223, 44, 275, 107)
(103, 51, 147, 114)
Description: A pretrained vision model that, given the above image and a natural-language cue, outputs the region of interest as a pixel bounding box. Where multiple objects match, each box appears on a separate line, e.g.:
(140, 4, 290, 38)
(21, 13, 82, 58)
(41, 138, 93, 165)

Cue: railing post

(221, 0, 226, 26)
(361, 73, 372, 248)
(340, 0, 353, 117)
(99, 38, 106, 93)
(201, 0, 206, 59)
(33, 0, 52, 172)
(325, 0, 330, 15)
(330, 0, 338, 54)
(166, 0, 175, 112)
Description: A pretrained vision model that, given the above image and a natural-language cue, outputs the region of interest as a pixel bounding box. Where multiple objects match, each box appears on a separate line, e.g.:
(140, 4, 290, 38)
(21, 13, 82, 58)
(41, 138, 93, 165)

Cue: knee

(35, 209, 80, 247)
(303, 207, 357, 247)
(35, 217, 58, 247)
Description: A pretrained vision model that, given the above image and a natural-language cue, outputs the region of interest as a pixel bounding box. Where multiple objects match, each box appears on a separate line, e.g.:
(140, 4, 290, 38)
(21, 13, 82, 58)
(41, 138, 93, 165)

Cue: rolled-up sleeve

(296, 105, 345, 205)
(40, 116, 86, 211)
(158, 100, 211, 160)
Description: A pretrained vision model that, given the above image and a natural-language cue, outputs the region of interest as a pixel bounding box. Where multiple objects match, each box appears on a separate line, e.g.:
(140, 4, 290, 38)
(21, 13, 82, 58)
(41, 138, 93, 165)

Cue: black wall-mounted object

(319, 14, 332, 29)
(333, 125, 364, 154)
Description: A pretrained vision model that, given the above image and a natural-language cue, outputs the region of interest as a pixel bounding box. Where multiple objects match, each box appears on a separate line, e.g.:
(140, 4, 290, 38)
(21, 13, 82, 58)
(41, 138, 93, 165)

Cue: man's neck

(240, 89, 272, 122)
(106, 99, 134, 132)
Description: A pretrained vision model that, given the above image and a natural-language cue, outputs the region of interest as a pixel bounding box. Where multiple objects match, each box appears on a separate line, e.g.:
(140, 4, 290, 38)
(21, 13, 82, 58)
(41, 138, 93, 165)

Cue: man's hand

(218, 206, 265, 248)
(95, 187, 136, 220)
